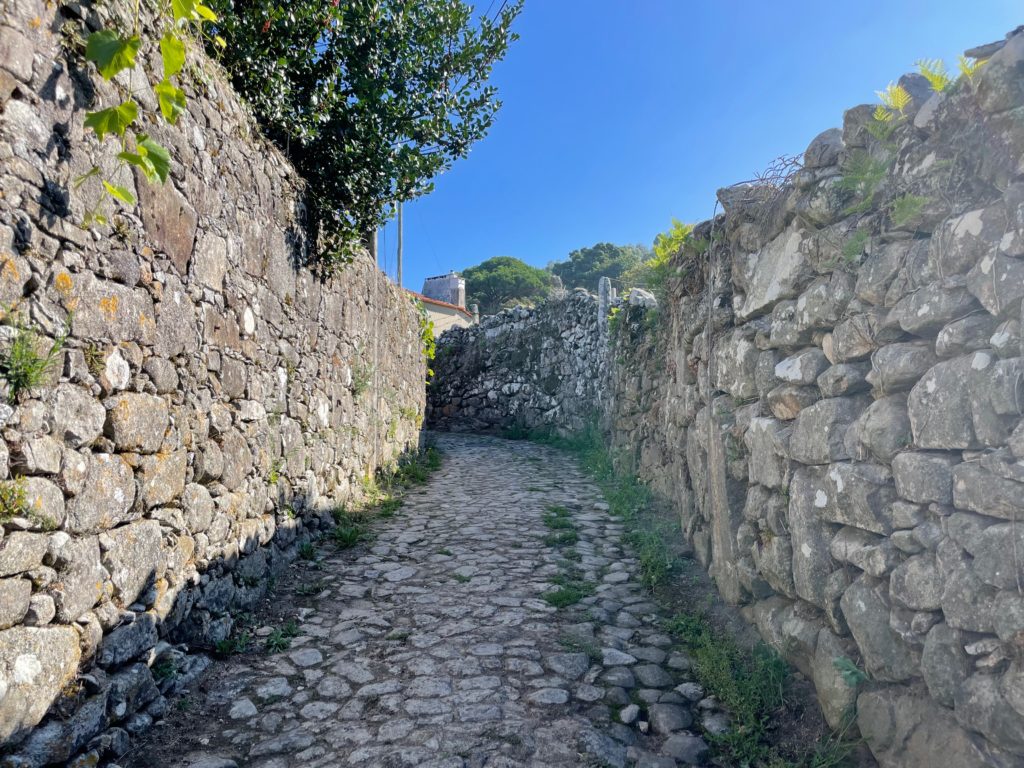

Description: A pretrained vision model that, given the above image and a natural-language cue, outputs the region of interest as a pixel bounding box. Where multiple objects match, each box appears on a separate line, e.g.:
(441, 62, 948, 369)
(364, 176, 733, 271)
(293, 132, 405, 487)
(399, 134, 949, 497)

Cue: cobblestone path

(133, 434, 719, 768)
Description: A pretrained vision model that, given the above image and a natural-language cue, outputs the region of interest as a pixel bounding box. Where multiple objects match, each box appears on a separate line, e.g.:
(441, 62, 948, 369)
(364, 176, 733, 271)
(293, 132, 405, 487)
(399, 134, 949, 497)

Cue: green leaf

(155, 79, 187, 124)
(194, 3, 218, 21)
(138, 135, 171, 182)
(72, 166, 101, 189)
(160, 31, 186, 78)
(103, 180, 136, 206)
(117, 150, 156, 180)
(119, 136, 171, 183)
(84, 100, 138, 141)
(171, 0, 196, 22)
(85, 30, 141, 80)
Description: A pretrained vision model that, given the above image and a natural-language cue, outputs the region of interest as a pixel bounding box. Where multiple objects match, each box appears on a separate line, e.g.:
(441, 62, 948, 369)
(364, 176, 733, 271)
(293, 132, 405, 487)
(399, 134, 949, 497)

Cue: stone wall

(0, 0, 425, 764)
(428, 289, 605, 436)
(429, 28, 1024, 768)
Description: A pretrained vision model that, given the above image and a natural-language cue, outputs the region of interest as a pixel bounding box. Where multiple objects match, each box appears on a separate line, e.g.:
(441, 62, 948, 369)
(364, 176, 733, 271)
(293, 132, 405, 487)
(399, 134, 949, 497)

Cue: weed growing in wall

(0, 316, 67, 402)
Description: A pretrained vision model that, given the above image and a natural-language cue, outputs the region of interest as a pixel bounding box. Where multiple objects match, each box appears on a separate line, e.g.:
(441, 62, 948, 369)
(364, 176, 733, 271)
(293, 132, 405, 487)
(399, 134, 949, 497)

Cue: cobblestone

(132, 435, 719, 767)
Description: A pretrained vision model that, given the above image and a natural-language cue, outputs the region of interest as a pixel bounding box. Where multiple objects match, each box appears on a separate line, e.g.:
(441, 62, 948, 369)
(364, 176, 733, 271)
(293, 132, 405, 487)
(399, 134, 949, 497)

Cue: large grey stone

(840, 577, 918, 682)
(889, 554, 942, 610)
(967, 252, 1024, 317)
(921, 622, 970, 707)
(58, 271, 156, 344)
(788, 467, 840, 610)
(0, 532, 48, 577)
(20, 477, 65, 530)
(97, 612, 159, 668)
(953, 461, 1024, 520)
(66, 453, 136, 534)
(811, 628, 858, 730)
(50, 535, 105, 623)
(0, 626, 81, 744)
(774, 348, 829, 385)
(817, 462, 897, 534)
(954, 671, 1024, 756)
(844, 395, 911, 463)
(830, 526, 898, 577)
(858, 687, 1017, 768)
(891, 452, 958, 504)
(138, 449, 187, 509)
(104, 393, 168, 453)
(743, 418, 791, 489)
(886, 281, 980, 335)
(817, 363, 871, 397)
(102, 521, 164, 606)
(713, 328, 759, 400)
(789, 398, 864, 465)
(868, 342, 939, 394)
(735, 224, 812, 321)
(0, 578, 31, 629)
(51, 384, 106, 448)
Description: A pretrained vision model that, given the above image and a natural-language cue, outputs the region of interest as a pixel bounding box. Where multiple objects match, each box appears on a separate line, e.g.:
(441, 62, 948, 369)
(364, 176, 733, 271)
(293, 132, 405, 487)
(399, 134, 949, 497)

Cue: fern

(838, 151, 889, 214)
(842, 230, 870, 262)
(957, 55, 987, 84)
(916, 58, 951, 92)
(833, 656, 868, 688)
(866, 105, 897, 142)
(876, 82, 912, 116)
(890, 194, 928, 228)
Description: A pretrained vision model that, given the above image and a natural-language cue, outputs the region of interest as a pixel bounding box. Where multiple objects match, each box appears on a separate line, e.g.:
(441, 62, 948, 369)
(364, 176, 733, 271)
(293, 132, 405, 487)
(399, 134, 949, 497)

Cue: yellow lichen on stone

(53, 271, 73, 297)
(99, 295, 119, 320)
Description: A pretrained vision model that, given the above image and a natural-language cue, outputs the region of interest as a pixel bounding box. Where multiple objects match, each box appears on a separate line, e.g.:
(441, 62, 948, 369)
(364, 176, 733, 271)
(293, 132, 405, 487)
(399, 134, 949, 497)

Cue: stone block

(0, 626, 81, 744)
(102, 521, 164, 606)
(104, 393, 169, 453)
(66, 454, 136, 534)
(840, 577, 918, 682)
(789, 397, 865, 465)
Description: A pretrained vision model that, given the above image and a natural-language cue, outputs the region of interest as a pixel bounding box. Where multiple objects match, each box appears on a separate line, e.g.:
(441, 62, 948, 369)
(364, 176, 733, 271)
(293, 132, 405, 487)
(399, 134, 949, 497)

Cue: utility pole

(397, 202, 404, 288)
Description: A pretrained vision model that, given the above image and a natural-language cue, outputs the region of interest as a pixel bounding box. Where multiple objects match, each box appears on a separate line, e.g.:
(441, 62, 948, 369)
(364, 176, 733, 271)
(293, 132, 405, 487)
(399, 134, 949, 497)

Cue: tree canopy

(208, 0, 522, 268)
(548, 242, 650, 292)
(462, 257, 552, 315)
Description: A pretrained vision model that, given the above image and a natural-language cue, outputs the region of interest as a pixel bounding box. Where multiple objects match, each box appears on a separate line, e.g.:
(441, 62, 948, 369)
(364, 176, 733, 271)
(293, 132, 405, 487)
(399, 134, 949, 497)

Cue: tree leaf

(72, 166, 102, 189)
(160, 31, 186, 78)
(171, 0, 197, 22)
(155, 79, 187, 124)
(103, 180, 137, 206)
(118, 150, 157, 180)
(138, 135, 171, 183)
(85, 30, 141, 80)
(194, 4, 218, 22)
(84, 100, 138, 141)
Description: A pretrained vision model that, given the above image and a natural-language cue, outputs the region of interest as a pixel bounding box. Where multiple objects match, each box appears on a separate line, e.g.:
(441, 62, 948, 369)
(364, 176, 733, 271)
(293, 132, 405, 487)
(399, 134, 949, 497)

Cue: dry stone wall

(429, 27, 1024, 768)
(428, 289, 605, 436)
(0, 0, 425, 764)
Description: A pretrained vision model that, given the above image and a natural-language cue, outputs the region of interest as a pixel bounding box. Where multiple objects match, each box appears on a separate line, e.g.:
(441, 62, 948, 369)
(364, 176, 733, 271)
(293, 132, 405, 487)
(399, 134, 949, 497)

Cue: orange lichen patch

(1, 255, 20, 283)
(53, 271, 73, 297)
(99, 295, 119, 320)
(141, 246, 154, 258)
(29, 16, 42, 29)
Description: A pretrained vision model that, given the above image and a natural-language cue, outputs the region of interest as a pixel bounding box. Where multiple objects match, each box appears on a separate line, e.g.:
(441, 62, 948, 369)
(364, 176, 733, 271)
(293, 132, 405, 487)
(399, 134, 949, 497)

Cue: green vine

(76, 0, 224, 226)
(415, 300, 436, 379)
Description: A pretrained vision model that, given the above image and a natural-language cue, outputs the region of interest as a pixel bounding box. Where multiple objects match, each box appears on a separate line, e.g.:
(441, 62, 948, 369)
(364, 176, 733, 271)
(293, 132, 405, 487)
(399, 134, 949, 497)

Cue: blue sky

(380, 1, 1021, 293)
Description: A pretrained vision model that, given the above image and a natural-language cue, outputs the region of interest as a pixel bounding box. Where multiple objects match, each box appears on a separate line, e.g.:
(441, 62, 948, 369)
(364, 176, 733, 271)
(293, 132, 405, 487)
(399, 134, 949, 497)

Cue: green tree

(462, 257, 552, 315)
(208, 0, 522, 267)
(548, 242, 649, 292)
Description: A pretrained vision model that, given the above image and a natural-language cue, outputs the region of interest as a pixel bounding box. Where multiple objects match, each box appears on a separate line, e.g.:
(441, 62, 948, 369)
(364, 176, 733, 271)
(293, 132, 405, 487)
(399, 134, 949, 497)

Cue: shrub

(208, 0, 522, 267)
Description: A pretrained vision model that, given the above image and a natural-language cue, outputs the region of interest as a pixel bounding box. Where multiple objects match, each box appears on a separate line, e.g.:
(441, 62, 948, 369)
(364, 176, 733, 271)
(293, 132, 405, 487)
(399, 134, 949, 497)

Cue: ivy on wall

(75, 0, 222, 225)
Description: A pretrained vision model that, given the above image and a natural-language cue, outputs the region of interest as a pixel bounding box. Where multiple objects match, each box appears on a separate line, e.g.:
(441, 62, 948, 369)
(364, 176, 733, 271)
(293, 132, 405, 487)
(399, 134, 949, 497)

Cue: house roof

(407, 290, 474, 319)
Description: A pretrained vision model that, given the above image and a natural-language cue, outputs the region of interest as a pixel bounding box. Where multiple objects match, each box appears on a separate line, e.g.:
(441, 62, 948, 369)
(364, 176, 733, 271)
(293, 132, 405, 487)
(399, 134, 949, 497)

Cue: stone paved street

(131, 434, 717, 768)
